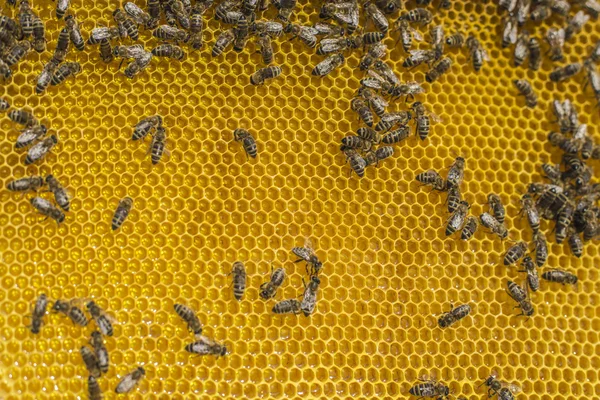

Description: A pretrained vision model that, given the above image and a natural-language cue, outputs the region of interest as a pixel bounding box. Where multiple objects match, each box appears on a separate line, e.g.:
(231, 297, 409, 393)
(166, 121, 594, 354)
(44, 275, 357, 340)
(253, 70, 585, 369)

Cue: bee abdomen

(70, 306, 89, 326)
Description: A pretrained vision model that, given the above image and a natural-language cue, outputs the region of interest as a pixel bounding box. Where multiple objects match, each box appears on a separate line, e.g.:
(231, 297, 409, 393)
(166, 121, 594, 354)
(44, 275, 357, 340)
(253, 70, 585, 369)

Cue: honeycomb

(1, 0, 600, 399)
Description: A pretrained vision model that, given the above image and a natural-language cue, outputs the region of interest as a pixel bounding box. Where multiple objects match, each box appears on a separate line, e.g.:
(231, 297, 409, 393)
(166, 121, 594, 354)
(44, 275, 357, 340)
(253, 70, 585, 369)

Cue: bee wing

(481, 48, 491, 61)
(411, 28, 424, 42)
(115, 372, 138, 393)
(574, 10, 591, 25)
(304, 26, 319, 36)
(366, 69, 386, 82)
(369, 43, 387, 58)
(405, 81, 425, 94)
(373, 94, 389, 107)
(498, 381, 522, 393)
(304, 237, 314, 251)
(361, 78, 385, 90)
(194, 335, 217, 346)
(428, 110, 442, 123)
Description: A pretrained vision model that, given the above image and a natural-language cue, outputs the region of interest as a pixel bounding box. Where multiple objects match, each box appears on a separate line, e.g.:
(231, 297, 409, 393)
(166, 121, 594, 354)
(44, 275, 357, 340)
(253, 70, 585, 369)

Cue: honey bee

(409, 377, 450, 398)
(124, 52, 153, 79)
(51, 62, 81, 86)
(242, 0, 258, 16)
(212, 29, 235, 56)
(174, 303, 203, 335)
(115, 367, 146, 393)
(502, 14, 517, 48)
(446, 186, 461, 213)
(275, 0, 297, 22)
(398, 8, 433, 25)
(541, 162, 562, 183)
(480, 212, 508, 239)
(528, 38, 542, 71)
(545, 27, 565, 62)
(113, 8, 139, 40)
(80, 346, 101, 378)
(153, 25, 189, 42)
(185, 335, 228, 357)
(416, 170, 446, 191)
(519, 193, 540, 232)
(365, 2, 388, 33)
(112, 197, 133, 231)
(300, 275, 320, 316)
(445, 32, 464, 48)
(461, 215, 478, 241)
(7, 176, 44, 193)
(358, 87, 388, 117)
(579, 0, 600, 18)
(87, 26, 121, 44)
(555, 202, 574, 244)
(29, 293, 48, 334)
(272, 299, 302, 314)
(259, 266, 286, 300)
(56, 0, 70, 19)
(55, 26, 70, 53)
(252, 21, 284, 37)
(15, 125, 47, 148)
(257, 33, 273, 64)
(343, 148, 367, 177)
(99, 39, 114, 63)
(340, 135, 371, 152)
(233, 128, 257, 158)
(251, 65, 282, 84)
(63, 15, 84, 51)
(229, 261, 246, 301)
(425, 57, 452, 83)
(31, 14, 44, 53)
(530, 2, 551, 21)
(319, 1, 359, 34)
(513, 79, 537, 108)
(583, 209, 598, 241)
(45, 175, 69, 211)
(482, 372, 522, 399)
(375, 0, 401, 14)
(148, 0, 161, 18)
(532, 231, 547, 268)
(25, 135, 57, 165)
(429, 25, 444, 55)
(312, 54, 344, 77)
(565, 10, 590, 41)
(516, 0, 531, 25)
(152, 43, 185, 60)
(374, 111, 412, 132)
(412, 102, 439, 141)
(445, 157, 465, 189)
(90, 331, 109, 374)
(382, 126, 410, 145)
(316, 36, 357, 55)
(402, 49, 439, 69)
(36, 61, 58, 89)
(356, 127, 380, 144)
(9, 109, 36, 126)
(581, 136, 594, 160)
(124, 1, 158, 28)
(485, 193, 504, 224)
(285, 24, 319, 50)
(364, 146, 394, 166)
(550, 63, 582, 82)
(466, 35, 489, 72)
(88, 376, 102, 400)
(169, 0, 191, 29)
(150, 126, 167, 165)
(52, 299, 88, 325)
(214, 0, 238, 21)
(395, 20, 423, 53)
(87, 301, 114, 336)
(233, 15, 249, 52)
(189, 12, 203, 49)
(504, 241, 528, 266)
(5, 40, 31, 66)
(292, 237, 322, 276)
(359, 43, 386, 71)
(542, 269, 578, 286)
(518, 255, 539, 292)
(133, 115, 162, 140)
(506, 280, 534, 317)
(438, 303, 471, 328)
(446, 200, 469, 236)
(362, 71, 425, 101)
(18, 1, 34, 36)
(351, 97, 374, 127)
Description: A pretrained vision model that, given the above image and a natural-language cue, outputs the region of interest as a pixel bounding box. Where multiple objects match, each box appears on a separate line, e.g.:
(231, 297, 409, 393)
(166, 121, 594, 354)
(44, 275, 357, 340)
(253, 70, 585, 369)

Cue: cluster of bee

(132, 115, 168, 164)
(7, 108, 58, 165)
(175, 303, 229, 358)
(7, 174, 69, 224)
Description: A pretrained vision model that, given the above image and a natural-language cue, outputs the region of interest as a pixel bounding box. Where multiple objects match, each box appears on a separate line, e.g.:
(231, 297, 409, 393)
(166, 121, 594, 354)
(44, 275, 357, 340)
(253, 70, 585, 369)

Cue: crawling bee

(46, 175, 69, 211)
(5, 41, 31, 66)
(356, 127, 380, 144)
(402, 49, 439, 69)
(541, 162, 561, 183)
(412, 102, 439, 141)
(568, 230, 583, 257)
(51, 62, 81, 86)
(312, 21, 344, 37)
(461, 215, 478, 241)
(358, 87, 388, 117)
(52, 299, 88, 326)
(115, 366, 146, 393)
(445, 32, 464, 48)
(528, 37, 541, 70)
(359, 44, 388, 72)
(87, 301, 114, 336)
(189, 15, 203, 49)
(506, 280, 534, 317)
(55, 0, 70, 18)
(446, 200, 469, 236)
(425, 57, 452, 83)
(480, 212, 508, 239)
(29, 293, 48, 334)
(519, 255, 539, 292)
(381, 126, 410, 144)
(542, 269, 578, 285)
(112, 197, 133, 231)
(212, 29, 235, 56)
(344, 148, 367, 177)
(31, 14, 45, 52)
(438, 303, 471, 328)
(429, 25, 444, 56)
(504, 241, 528, 266)
(341, 134, 372, 152)
(579, 0, 600, 18)
(316, 36, 357, 55)
(150, 126, 167, 165)
(124, 52, 153, 79)
(153, 25, 189, 42)
(229, 261, 246, 301)
(466, 35, 489, 72)
(272, 299, 302, 314)
(99, 39, 114, 63)
(90, 331, 109, 374)
(374, 111, 412, 132)
(398, 8, 432, 25)
(63, 15, 84, 52)
(319, 1, 359, 34)
(487, 194, 505, 224)
(285, 23, 319, 48)
(133, 115, 162, 140)
(174, 303, 203, 335)
(446, 157, 465, 189)
(409, 377, 450, 398)
(113, 8, 139, 40)
(565, 10, 590, 41)
(351, 97, 374, 127)
(365, 2, 388, 33)
(502, 14, 517, 48)
(124, 1, 158, 28)
(375, 0, 401, 14)
(531, 232, 547, 268)
(15, 125, 47, 148)
(80, 346, 101, 378)
(88, 26, 121, 44)
(18, 1, 34, 36)
(555, 202, 574, 244)
(169, 0, 190, 28)
(583, 209, 598, 241)
(499, 0, 517, 10)
(520, 193, 540, 232)
(513, 79, 537, 108)
(482, 372, 522, 399)
(446, 186, 462, 213)
(233, 128, 257, 159)
(233, 15, 249, 52)
(300, 275, 320, 316)
(395, 20, 423, 53)
(312, 54, 344, 77)
(0, 59, 12, 79)
(88, 376, 102, 400)
(361, 70, 425, 101)
(550, 63, 582, 82)
(7, 176, 44, 193)
(25, 135, 58, 165)
(416, 170, 446, 191)
(364, 146, 394, 166)
(546, 27, 565, 62)
(185, 336, 228, 357)
(259, 266, 286, 300)
(293, 237, 322, 276)
(251, 65, 282, 84)
(256, 33, 273, 64)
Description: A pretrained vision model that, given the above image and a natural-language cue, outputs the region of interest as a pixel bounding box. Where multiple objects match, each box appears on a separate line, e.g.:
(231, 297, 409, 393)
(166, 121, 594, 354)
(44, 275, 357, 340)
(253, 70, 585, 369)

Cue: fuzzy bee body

(112, 197, 133, 231)
(272, 299, 302, 314)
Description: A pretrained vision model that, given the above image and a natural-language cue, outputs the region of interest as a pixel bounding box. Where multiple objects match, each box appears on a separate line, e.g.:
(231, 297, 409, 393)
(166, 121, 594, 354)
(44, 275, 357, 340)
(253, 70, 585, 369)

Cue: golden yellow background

(1, 0, 600, 399)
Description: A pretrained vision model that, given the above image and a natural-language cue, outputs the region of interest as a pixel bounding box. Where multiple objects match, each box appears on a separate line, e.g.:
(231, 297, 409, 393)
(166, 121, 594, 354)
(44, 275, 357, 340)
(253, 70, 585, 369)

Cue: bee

(461, 215, 478, 240)
(516, 0, 531, 25)
(402, 49, 439, 69)
(429, 24, 444, 56)
(45, 175, 70, 211)
(80, 346, 101, 378)
(425, 57, 452, 83)
(229, 261, 246, 301)
(513, 79, 537, 108)
(0, 15, 19, 34)
(124, 1, 158, 29)
(351, 97, 374, 127)
(148, 0, 161, 18)
(409, 378, 450, 398)
(356, 127, 380, 144)
(316, 36, 355, 55)
(416, 170, 446, 191)
(504, 241, 528, 266)
(583, 209, 598, 241)
(446, 200, 469, 236)
(275, 0, 296, 22)
(466, 35, 489, 72)
(581, 136, 594, 160)
(395, 20, 424, 53)
(56, 0, 70, 19)
(56, 27, 70, 53)
(10, 109, 37, 126)
(398, 8, 433, 25)
(0, 97, 8, 111)
(319, 2, 359, 34)
(52, 299, 88, 326)
(487, 194, 505, 224)
(506, 280, 534, 317)
(0, 59, 12, 79)
(361, 70, 424, 101)
(528, 37, 541, 70)
(5, 40, 31, 66)
(185, 335, 228, 357)
(113, 8, 139, 40)
(256, 33, 273, 64)
(344, 148, 367, 177)
(513, 31, 529, 66)
(112, 197, 133, 231)
(189, 12, 203, 49)
(543, 27, 566, 63)
(382, 126, 410, 144)
(115, 367, 146, 393)
(361, 31, 385, 45)
(534, 231, 548, 268)
(364, 146, 394, 166)
(212, 29, 235, 56)
(480, 212, 508, 239)
(340, 135, 371, 152)
(502, 14, 518, 48)
(29, 293, 48, 334)
(87, 26, 121, 44)
(412, 102, 439, 141)
(446, 157, 465, 189)
(365, 3, 388, 33)
(99, 39, 114, 63)
(242, 0, 258, 16)
(90, 331, 109, 374)
(133, 115, 162, 141)
(438, 303, 471, 328)
(542, 269, 578, 286)
(88, 376, 102, 400)
(18, 1, 33, 37)
(283, 24, 318, 51)
(550, 63, 582, 82)
(358, 87, 388, 117)
(63, 15, 84, 52)
(123, 52, 153, 79)
(233, 15, 249, 52)
(233, 128, 257, 159)
(174, 303, 203, 335)
(374, 111, 412, 132)
(518, 255, 539, 292)
(250, 21, 282, 38)
(300, 275, 320, 316)
(153, 25, 189, 43)
(555, 202, 574, 244)
(520, 193, 540, 232)
(51, 62, 81, 86)
(87, 301, 114, 336)
(25, 135, 57, 165)
(251, 65, 282, 84)
(150, 126, 167, 165)
(272, 299, 302, 314)
(445, 32, 464, 48)
(292, 237, 322, 276)
(15, 125, 47, 148)
(7, 176, 44, 194)
(31, 14, 44, 53)
(259, 266, 286, 300)
(565, 10, 590, 41)
(169, 0, 191, 29)
(541, 162, 561, 183)
(312, 54, 344, 77)
(482, 372, 522, 399)
(214, 0, 238, 21)
(152, 44, 185, 60)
